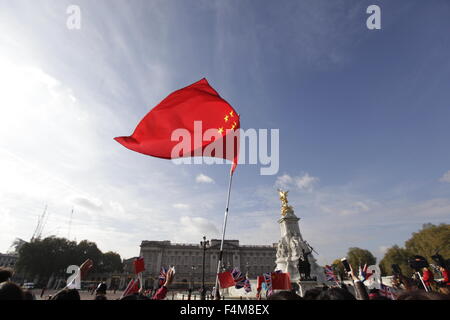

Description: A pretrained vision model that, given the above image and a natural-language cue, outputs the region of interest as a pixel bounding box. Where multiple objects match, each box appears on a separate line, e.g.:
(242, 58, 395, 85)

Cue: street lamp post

(200, 236, 210, 300)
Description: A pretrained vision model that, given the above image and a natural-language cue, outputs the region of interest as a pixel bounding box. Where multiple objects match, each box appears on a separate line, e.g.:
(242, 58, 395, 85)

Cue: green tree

(347, 247, 377, 268)
(331, 259, 345, 279)
(16, 237, 77, 282)
(100, 252, 123, 273)
(15, 237, 123, 283)
(379, 245, 413, 276)
(75, 240, 103, 272)
(405, 223, 450, 264)
(378, 223, 449, 276)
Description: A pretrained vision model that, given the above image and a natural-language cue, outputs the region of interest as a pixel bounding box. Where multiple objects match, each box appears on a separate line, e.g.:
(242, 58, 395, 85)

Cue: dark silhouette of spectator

(23, 290, 35, 300)
(268, 291, 303, 300)
(95, 282, 108, 300)
(53, 289, 81, 300)
(0, 282, 24, 300)
(303, 288, 323, 300)
(317, 288, 356, 300)
(0, 268, 13, 283)
(396, 290, 449, 300)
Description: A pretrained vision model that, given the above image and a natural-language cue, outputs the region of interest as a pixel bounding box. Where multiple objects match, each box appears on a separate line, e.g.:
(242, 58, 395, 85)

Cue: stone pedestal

(297, 281, 322, 297)
(274, 199, 325, 283)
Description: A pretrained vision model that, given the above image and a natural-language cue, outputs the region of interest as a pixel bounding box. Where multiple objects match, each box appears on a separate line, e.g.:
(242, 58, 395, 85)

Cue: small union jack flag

(379, 283, 395, 300)
(231, 268, 246, 289)
(244, 278, 252, 293)
(159, 267, 168, 287)
(324, 265, 337, 282)
(263, 272, 273, 296)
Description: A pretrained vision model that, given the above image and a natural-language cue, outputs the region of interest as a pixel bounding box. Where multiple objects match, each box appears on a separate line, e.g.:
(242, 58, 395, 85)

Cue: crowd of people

(0, 267, 175, 300)
(268, 262, 449, 300)
(1, 258, 448, 301)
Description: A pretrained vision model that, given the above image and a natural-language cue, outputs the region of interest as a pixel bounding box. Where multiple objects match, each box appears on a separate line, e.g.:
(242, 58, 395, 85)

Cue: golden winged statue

(278, 189, 293, 217)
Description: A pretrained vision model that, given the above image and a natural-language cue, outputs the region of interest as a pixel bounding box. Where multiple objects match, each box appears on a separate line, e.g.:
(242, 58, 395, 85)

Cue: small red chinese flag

(122, 279, 140, 297)
(256, 275, 264, 292)
(271, 272, 292, 290)
(218, 271, 236, 289)
(115, 78, 240, 172)
(134, 257, 145, 274)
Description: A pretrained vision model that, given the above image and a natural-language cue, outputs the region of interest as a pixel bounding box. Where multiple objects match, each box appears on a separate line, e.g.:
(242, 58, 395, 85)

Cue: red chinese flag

(256, 276, 264, 291)
(122, 279, 140, 297)
(115, 79, 240, 172)
(271, 272, 292, 290)
(134, 257, 145, 274)
(218, 271, 235, 289)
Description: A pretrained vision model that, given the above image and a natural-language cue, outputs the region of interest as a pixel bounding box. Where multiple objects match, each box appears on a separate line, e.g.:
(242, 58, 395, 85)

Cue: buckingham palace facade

(139, 239, 277, 289)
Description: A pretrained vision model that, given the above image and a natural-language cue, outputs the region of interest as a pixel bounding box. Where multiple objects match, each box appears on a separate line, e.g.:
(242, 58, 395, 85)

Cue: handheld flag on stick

(324, 265, 338, 283)
(263, 272, 273, 297)
(114, 79, 241, 300)
(231, 268, 246, 289)
(133, 257, 145, 290)
(121, 279, 140, 298)
(114, 78, 240, 171)
(244, 278, 252, 293)
(159, 267, 168, 287)
(271, 272, 292, 290)
(218, 271, 235, 289)
(134, 257, 145, 274)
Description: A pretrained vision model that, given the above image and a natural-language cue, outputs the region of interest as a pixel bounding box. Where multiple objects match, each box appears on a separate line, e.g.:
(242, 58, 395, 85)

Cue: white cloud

(73, 197, 103, 212)
(196, 174, 215, 184)
(274, 174, 294, 189)
(439, 171, 450, 183)
(321, 201, 371, 216)
(295, 173, 320, 191)
(173, 203, 190, 210)
(275, 173, 319, 191)
(177, 216, 219, 241)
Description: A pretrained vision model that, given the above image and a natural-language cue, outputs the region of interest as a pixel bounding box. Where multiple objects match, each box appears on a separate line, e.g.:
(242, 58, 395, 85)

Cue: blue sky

(0, 0, 449, 265)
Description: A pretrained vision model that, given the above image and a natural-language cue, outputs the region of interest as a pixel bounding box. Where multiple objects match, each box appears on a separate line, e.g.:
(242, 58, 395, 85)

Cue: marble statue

(290, 237, 301, 259)
(274, 189, 326, 285)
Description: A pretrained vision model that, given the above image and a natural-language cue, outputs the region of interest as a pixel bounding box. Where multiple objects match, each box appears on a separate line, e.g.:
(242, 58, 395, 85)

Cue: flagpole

(214, 171, 234, 299)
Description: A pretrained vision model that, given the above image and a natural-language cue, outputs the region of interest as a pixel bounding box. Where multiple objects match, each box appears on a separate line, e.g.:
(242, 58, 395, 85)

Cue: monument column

(274, 190, 325, 286)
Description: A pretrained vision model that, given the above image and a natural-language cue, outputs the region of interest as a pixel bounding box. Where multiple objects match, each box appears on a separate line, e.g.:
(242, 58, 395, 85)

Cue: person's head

(303, 288, 322, 300)
(0, 268, 13, 283)
(23, 290, 35, 300)
(317, 288, 356, 300)
(370, 295, 390, 300)
(368, 288, 380, 300)
(396, 290, 449, 300)
(94, 295, 107, 301)
(54, 289, 81, 300)
(120, 294, 139, 300)
(0, 282, 24, 300)
(96, 282, 107, 295)
(267, 291, 303, 300)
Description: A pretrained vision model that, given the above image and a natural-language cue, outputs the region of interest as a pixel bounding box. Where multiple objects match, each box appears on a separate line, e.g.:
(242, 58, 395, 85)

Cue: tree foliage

(330, 248, 376, 279)
(405, 223, 450, 263)
(379, 223, 450, 276)
(379, 245, 413, 276)
(347, 247, 377, 268)
(16, 237, 123, 282)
